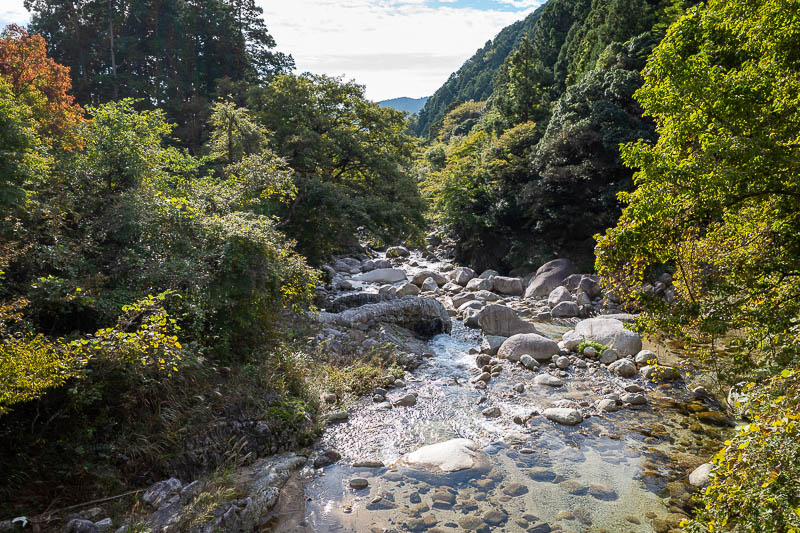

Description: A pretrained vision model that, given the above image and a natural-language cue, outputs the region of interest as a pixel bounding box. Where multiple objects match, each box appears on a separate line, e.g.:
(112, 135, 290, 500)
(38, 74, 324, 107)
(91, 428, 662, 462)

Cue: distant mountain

(379, 96, 430, 114)
(413, 7, 543, 138)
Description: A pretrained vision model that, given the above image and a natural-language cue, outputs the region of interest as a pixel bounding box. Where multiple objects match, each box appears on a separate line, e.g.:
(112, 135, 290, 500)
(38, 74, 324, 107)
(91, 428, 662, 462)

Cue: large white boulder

(478, 305, 538, 337)
(353, 268, 407, 283)
(396, 439, 486, 473)
(498, 333, 559, 362)
(466, 278, 494, 291)
(573, 317, 642, 356)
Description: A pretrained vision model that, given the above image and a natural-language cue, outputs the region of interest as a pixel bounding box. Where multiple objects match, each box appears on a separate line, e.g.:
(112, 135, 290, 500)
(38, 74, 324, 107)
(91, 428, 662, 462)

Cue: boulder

(534, 374, 564, 387)
(520, 354, 538, 370)
(597, 399, 621, 413)
(396, 282, 421, 296)
(320, 296, 451, 337)
(479, 269, 499, 279)
(543, 407, 583, 426)
(621, 393, 647, 405)
(578, 276, 602, 298)
(689, 463, 713, 487)
(142, 478, 182, 508)
(480, 335, 507, 355)
(551, 301, 580, 318)
(548, 286, 573, 308)
(466, 277, 494, 291)
(386, 246, 410, 258)
(635, 349, 657, 366)
(562, 274, 584, 292)
(524, 259, 575, 298)
(473, 290, 501, 302)
(353, 268, 407, 283)
(373, 259, 392, 269)
(412, 270, 447, 287)
(396, 439, 488, 474)
(561, 330, 583, 351)
(573, 317, 642, 356)
(640, 365, 681, 382)
(451, 292, 476, 308)
(492, 276, 524, 296)
(64, 520, 99, 533)
(451, 267, 476, 286)
(608, 359, 637, 377)
(458, 300, 484, 313)
(420, 277, 439, 292)
(478, 305, 538, 337)
(498, 333, 559, 362)
(599, 348, 619, 364)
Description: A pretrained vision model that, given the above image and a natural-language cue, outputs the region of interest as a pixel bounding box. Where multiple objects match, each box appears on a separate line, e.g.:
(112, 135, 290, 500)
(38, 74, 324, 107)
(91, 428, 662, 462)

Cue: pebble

(482, 406, 501, 418)
(349, 478, 369, 489)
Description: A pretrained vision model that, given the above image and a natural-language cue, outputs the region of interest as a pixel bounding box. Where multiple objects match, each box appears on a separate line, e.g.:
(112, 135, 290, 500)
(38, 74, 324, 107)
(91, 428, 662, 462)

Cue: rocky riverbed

(79, 247, 731, 533)
(294, 249, 733, 533)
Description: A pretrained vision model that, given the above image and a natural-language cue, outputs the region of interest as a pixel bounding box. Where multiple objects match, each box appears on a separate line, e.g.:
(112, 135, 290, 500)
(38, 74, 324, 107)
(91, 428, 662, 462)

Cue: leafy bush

(685, 367, 800, 532)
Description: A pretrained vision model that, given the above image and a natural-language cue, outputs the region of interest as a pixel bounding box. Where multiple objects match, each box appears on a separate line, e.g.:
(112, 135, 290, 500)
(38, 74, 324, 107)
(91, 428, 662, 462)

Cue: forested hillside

(419, 0, 699, 272)
(379, 96, 429, 114)
(413, 7, 542, 138)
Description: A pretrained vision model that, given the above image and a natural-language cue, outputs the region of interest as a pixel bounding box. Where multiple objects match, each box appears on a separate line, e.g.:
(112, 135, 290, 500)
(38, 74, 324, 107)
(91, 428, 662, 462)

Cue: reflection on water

(304, 321, 729, 532)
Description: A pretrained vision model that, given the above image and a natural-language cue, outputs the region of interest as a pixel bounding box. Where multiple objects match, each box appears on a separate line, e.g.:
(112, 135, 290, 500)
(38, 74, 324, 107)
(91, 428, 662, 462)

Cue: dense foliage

(248, 74, 425, 262)
(414, 7, 542, 138)
(418, 0, 696, 272)
(595, 0, 800, 529)
(25, 0, 293, 149)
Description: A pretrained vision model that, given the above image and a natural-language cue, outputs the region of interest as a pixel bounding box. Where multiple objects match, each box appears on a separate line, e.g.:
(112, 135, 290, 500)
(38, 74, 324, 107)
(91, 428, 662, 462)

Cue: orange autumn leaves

(0, 24, 84, 149)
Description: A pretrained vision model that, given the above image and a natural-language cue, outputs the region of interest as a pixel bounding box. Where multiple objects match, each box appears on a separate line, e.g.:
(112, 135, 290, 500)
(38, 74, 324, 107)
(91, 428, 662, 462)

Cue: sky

(0, 0, 544, 101)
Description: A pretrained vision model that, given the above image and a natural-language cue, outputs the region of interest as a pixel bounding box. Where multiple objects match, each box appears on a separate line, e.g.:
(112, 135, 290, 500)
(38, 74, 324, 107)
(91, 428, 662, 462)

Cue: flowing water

(301, 320, 730, 532)
(298, 254, 731, 532)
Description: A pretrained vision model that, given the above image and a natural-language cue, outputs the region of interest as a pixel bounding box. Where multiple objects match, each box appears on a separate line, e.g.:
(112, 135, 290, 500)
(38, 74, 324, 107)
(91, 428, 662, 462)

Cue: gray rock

(524, 259, 575, 298)
(555, 356, 570, 369)
(577, 276, 601, 298)
(65, 520, 99, 533)
(142, 478, 182, 508)
(464, 308, 481, 328)
(373, 259, 392, 269)
(451, 292, 477, 308)
(492, 276, 524, 296)
(599, 348, 619, 364)
(386, 246, 410, 258)
(621, 393, 647, 405)
(395, 282, 421, 296)
(466, 277, 494, 291)
(640, 365, 681, 382)
(420, 277, 439, 292)
(180, 480, 205, 504)
(551, 301, 580, 318)
(547, 286, 573, 308)
(534, 374, 564, 387)
(482, 406, 501, 418)
(574, 317, 642, 356)
(451, 266, 476, 286)
(575, 291, 592, 306)
(412, 270, 447, 287)
(349, 478, 369, 489)
(543, 407, 583, 426)
(478, 304, 538, 337)
(473, 289, 501, 302)
(314, 448, 342, 468)
(689, 463, 713, 487)
(320, 296, 451, 338)
(328, 410, 349, 422)
(635, 349, 657, 366)
(353, 268, 407, 283)
(480, 335, 507, 355)
(608, 358, 637, 377)
(520, 354, 539, 370)
(597, 399, 621, 412)
(498, 333, 559, 362)
(479, 269, 500, 279)
(94, 519, 112, 533)
(394, 393, 417, 407)
(561, 329, 583, 351)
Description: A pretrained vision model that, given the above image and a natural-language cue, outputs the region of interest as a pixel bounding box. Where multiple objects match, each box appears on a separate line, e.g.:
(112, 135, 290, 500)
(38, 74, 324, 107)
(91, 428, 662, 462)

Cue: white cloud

(260, 0, 541, 100)
(0, 0, 543, 102)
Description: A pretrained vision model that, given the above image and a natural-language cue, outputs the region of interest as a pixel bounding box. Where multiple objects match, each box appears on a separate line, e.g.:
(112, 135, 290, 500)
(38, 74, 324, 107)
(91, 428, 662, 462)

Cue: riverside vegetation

(0, 0, 798, 532)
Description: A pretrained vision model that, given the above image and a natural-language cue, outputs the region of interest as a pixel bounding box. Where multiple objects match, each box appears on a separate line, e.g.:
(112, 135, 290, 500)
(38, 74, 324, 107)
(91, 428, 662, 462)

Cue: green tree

(250, 74, 425, 262)
(595, 2, 800, 528)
